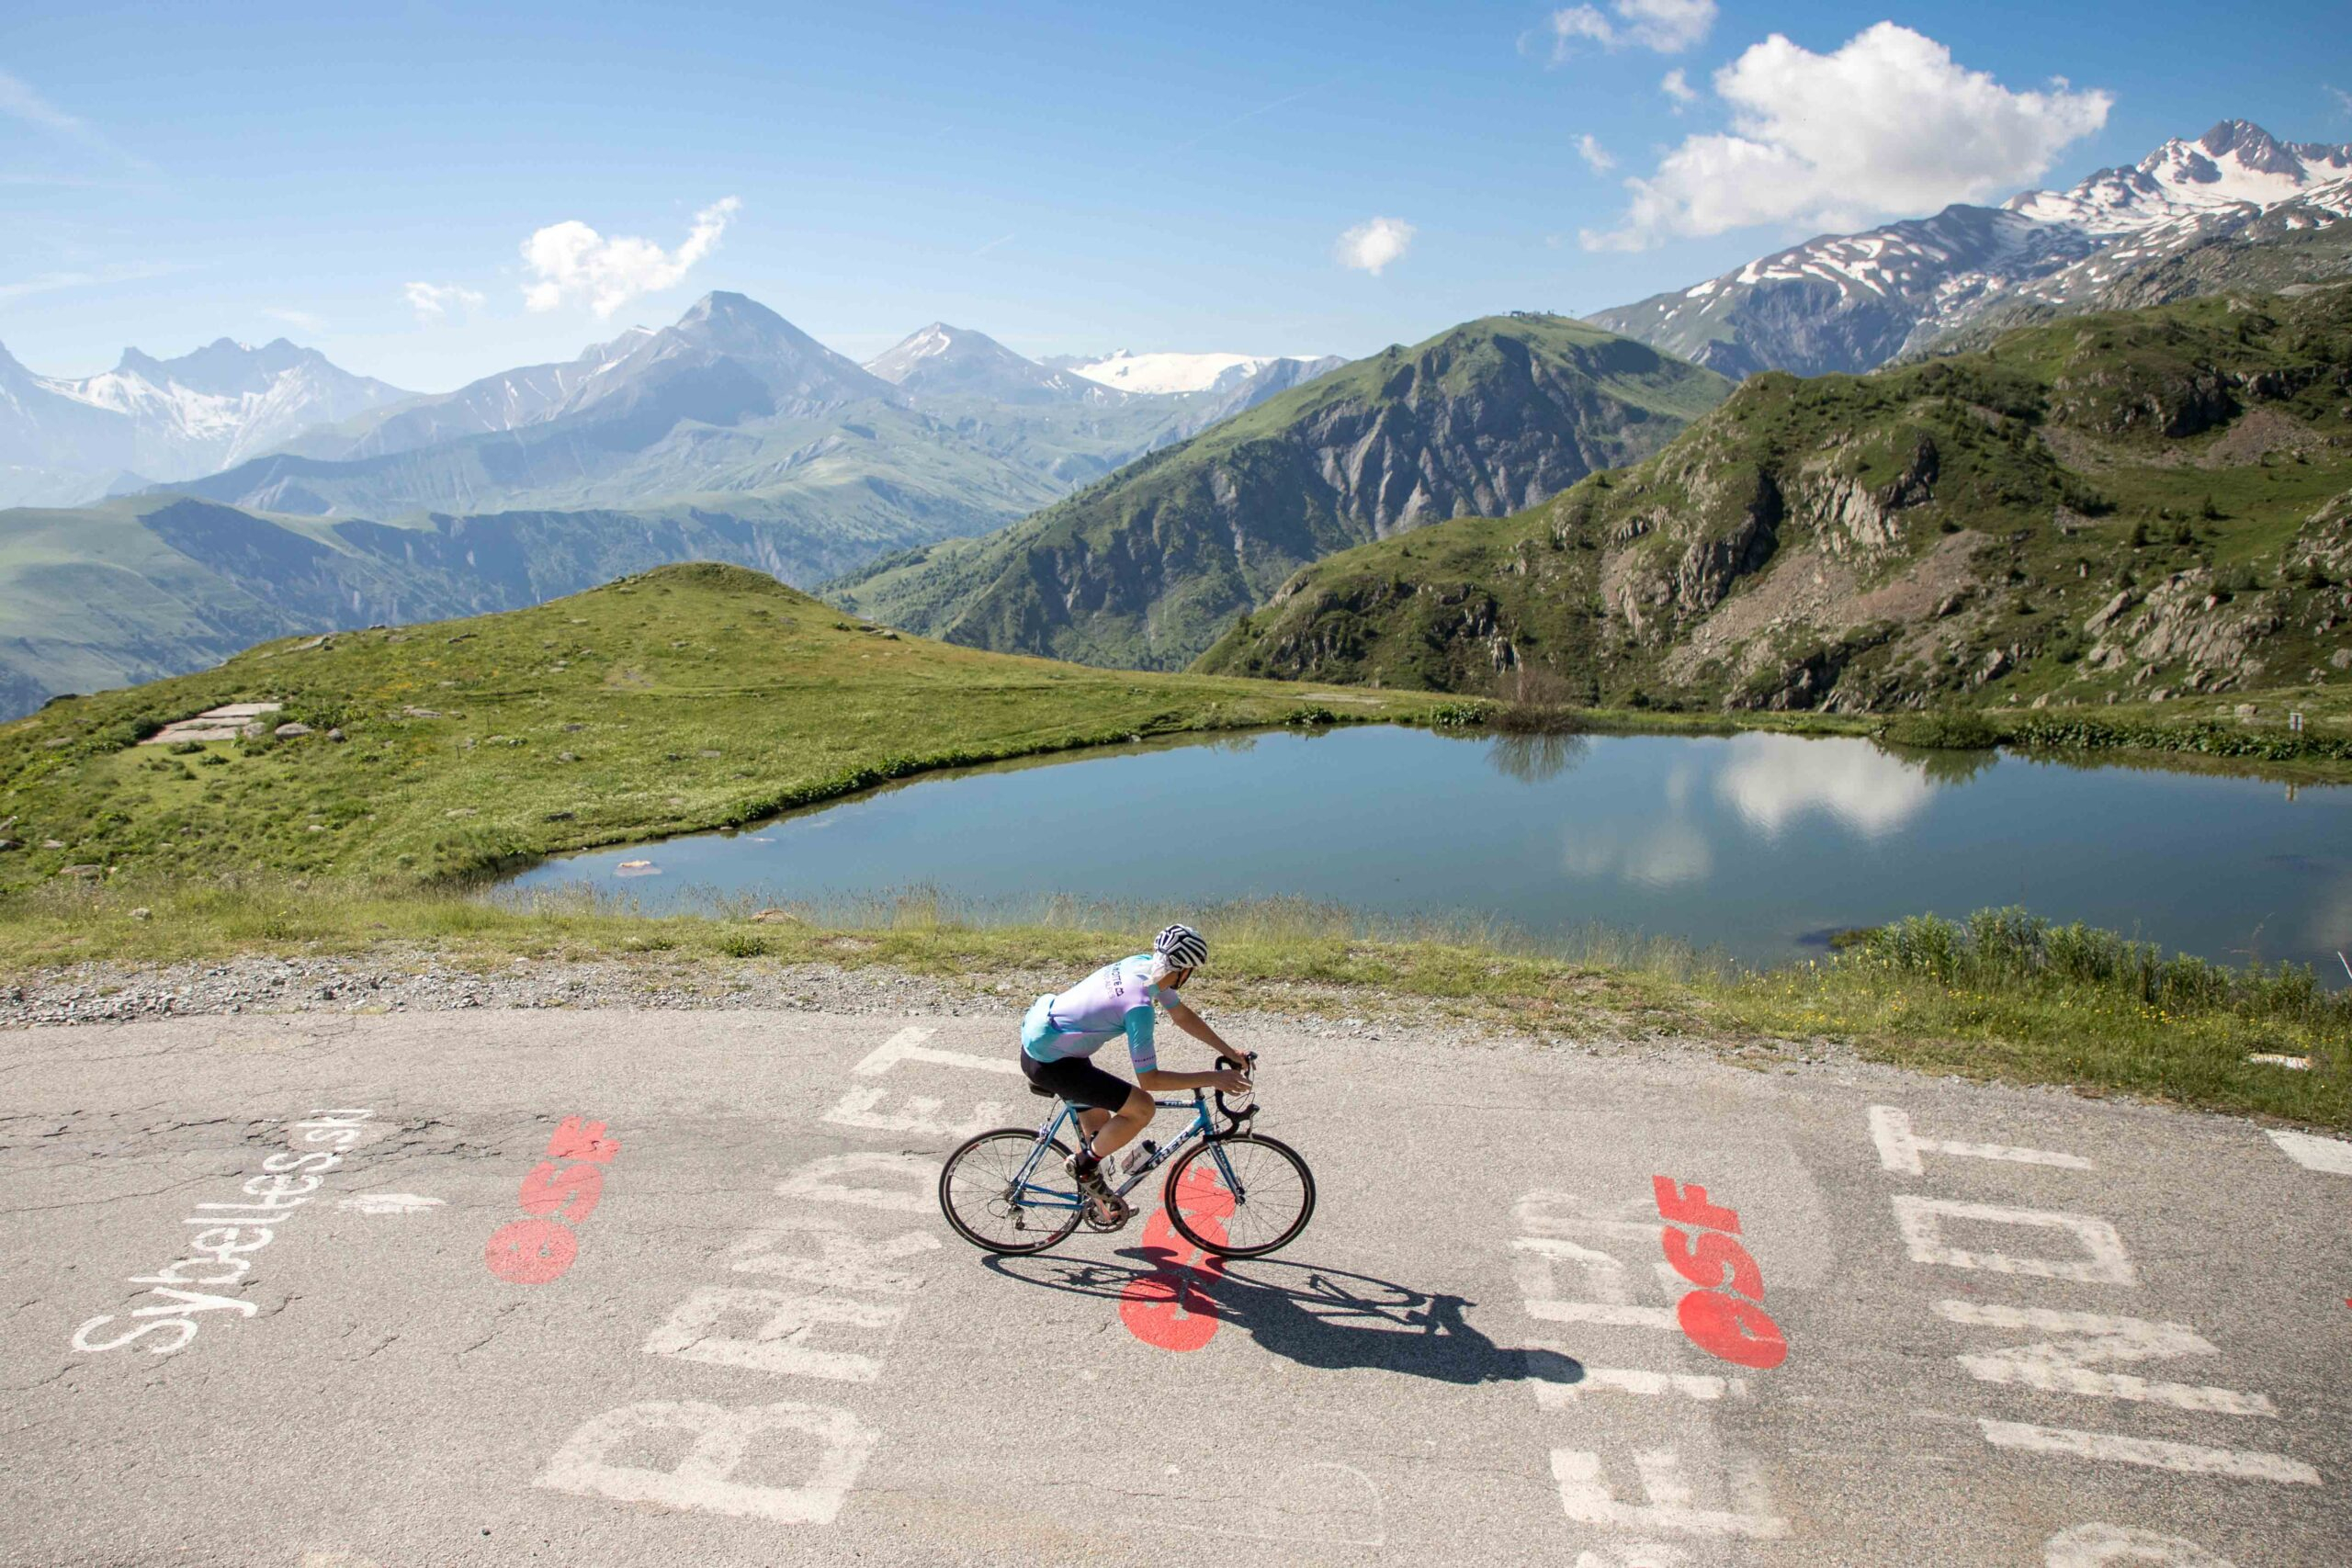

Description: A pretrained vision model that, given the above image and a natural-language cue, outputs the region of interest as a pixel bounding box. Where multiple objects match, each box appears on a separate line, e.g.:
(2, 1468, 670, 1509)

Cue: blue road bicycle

(938, 1054, 1316, 1258)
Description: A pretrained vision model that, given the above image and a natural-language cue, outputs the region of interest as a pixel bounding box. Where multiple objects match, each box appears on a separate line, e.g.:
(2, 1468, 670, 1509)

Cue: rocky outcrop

(1201, 286, 2352, 715)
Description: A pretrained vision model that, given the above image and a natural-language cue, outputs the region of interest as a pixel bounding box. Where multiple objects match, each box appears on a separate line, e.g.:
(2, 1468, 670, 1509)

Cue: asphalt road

(3, 1008, 2347, 1567)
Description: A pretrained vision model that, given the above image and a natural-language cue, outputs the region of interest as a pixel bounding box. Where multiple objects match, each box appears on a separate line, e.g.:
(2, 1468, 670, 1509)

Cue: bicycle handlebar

(1213, 1051, 1259, 1128)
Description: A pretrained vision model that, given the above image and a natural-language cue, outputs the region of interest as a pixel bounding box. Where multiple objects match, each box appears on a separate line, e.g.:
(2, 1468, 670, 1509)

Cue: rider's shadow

(987, 1251, 1585, 1391)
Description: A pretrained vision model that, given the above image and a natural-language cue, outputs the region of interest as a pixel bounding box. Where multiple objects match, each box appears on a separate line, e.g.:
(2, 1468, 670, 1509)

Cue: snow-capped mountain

(2005, 120, 2352, 232)
(0, 337, 409, 507)
(0, 343, 141, 507)
(865, 323, 1118, 405)
(1051, 349, 1324, 397)
(1589, 120, 2352, 378)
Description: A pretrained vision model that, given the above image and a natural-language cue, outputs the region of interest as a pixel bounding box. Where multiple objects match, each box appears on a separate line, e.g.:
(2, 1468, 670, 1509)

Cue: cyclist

(1020, 923, 1251, 1203)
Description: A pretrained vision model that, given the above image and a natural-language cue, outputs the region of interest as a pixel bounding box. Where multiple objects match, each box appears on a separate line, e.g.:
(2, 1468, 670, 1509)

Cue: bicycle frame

(1001, 1089, 1248, 1215)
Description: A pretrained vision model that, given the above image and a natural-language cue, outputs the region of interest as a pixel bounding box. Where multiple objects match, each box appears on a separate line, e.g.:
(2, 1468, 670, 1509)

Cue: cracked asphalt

(2, 1004, 2348, 1567)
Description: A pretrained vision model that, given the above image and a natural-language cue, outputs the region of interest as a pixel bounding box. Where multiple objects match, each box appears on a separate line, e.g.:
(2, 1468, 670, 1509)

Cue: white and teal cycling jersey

(1021, 953, 1180, 1076)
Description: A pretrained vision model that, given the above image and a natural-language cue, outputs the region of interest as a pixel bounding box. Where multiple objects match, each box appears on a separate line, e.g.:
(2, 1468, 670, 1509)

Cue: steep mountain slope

(1200, 288, 2352, 716)
(826, 314, 1731, 669)
(0, 486, 964, 719)
(0, 338, 408, 507)
(1918, 181, 2352, 354)
(1590, 121, 2352, 379)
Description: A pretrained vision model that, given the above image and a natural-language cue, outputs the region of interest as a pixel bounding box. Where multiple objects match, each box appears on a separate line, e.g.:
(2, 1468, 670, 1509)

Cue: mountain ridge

(1589, 119, 2352, 381)
(0, 336, 411, 507)
(825, 313, 1731, 670)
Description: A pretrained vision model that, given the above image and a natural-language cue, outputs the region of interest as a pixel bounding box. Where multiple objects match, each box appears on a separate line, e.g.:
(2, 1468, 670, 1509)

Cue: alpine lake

(499, 725, 2352, 976)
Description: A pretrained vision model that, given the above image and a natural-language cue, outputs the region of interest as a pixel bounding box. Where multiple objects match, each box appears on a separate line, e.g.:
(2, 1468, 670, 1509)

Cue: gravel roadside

(0, 949, 1539, 1056)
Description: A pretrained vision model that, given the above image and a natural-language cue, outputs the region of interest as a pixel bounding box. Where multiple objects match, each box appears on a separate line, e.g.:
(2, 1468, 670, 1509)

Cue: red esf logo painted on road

(1121, 1166, 1230, 1352)
(1654, 1175, 1788, 1370)
(485, 1117, 621, 1285)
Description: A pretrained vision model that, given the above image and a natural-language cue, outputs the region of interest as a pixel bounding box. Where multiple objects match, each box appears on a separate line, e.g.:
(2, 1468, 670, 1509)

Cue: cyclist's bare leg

(1078, 1089, 1154, 1163)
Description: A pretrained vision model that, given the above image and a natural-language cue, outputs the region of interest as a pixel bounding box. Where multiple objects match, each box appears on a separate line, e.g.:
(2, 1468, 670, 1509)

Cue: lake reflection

(503, 726, 2352, 973)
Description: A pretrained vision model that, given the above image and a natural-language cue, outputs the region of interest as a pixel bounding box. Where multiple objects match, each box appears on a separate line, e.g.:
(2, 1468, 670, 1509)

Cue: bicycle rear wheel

(939, 1129, 1083, 1255)
(1161, 1134, 1316, 1258)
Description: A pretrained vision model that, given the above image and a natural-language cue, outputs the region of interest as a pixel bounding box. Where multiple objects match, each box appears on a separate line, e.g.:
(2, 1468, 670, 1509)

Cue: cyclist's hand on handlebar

(1210, 1067, 1252, 1095)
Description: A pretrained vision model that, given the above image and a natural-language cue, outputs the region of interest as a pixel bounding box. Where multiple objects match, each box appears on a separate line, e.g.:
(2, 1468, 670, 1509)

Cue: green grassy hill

(1199, 288, 2352, 716)
(0, 562, 1453, 891)
(826, 314, 1731, 670)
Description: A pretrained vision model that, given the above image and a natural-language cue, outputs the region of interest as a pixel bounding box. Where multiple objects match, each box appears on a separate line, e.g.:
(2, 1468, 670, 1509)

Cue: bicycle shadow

(985, 1250, 1585, 1390)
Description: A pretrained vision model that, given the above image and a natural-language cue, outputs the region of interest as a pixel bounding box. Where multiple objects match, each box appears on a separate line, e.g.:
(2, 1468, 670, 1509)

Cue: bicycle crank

(1080, 1192, 1134, 1231)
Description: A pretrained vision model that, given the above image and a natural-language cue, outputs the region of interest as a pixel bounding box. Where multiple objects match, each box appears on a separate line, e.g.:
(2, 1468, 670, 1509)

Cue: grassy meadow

(1, 558, 2344, 1132)
(0, 562, 1463, 891)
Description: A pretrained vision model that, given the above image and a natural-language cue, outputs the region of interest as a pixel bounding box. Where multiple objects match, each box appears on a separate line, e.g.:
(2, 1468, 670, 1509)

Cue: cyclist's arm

(1130, 1006, 1245, 1091)
(1137, 1066, 1243, 1091)
(1167, 999, 1249, 1069)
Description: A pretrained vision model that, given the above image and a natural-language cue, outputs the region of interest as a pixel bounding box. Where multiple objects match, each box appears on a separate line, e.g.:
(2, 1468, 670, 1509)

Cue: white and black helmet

(1153, 923, 1209, 970)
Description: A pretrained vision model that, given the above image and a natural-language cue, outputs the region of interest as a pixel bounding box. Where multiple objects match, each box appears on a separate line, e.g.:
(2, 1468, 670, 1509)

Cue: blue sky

(5, 1, 2348, 390)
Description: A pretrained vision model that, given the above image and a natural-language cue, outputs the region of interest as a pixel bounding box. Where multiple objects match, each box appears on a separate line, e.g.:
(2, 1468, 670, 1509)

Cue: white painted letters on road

(536, 1399, 876, 1523)
(1892, 1196, 2136, 1284)
(1938, 1303, 2275, 1416)
(1550, 1449, 1788, 1539)
(821, 1085, 1007, 1141)
(1870, 1105, 2093, 1176)
(644, 1287, 905, 1382)
(1980, 1420, 2319, 1485)
(729, 1218, 941, 1296)
(70, 1107, 371, 1356)
(1512, 1235, 1676, 1329)
(1533, 1366, 1746, 1407)
(2265, 1128, 2352, 1176)
(776, 1152, 934, 1214)
(849, 1027, 1017, 1079)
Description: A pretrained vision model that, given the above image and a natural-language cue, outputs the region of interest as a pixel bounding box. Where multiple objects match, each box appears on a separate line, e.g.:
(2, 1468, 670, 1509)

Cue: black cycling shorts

(1020, 1051, 1136, 1112)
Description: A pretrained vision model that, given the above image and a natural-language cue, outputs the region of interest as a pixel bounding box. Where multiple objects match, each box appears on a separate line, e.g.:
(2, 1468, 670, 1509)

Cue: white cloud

(2329, 85, 2352, 116)
(1660, 68, 1697, 110)
(1334, 216, 1415, 276)
(0, 261, 178, 303)
(1546, 0, 1715, 58)
(1576, 134, 1616, 174)
(403, 280, 487, 322)
(522, 196, 740, 317)
(0, 65, 144, 168)
(0, 68, 93, 141)
(1715, 733, 1937, 840)
(1582, 24, 2111, 251)
(262, 307, 326, 333)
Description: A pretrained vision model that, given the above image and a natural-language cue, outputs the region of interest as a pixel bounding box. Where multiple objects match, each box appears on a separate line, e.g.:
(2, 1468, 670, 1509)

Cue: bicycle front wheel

(1162, 1134, 1316, 1258)
(939, 1129, 1083, 1255)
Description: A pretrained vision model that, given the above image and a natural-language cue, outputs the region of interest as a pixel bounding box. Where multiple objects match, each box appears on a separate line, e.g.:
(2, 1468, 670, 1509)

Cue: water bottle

(1120, 1139, 1159, 1178)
